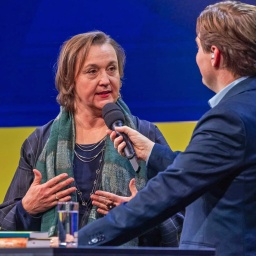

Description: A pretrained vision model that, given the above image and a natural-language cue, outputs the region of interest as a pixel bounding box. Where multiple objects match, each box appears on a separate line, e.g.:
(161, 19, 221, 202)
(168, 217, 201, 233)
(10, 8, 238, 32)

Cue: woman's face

(74, 43, 121, 113)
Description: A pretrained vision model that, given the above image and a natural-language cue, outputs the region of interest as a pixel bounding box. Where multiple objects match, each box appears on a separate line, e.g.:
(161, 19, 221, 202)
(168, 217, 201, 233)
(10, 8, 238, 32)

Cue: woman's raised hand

(91, 178, 138, 215)
(22, 169, 76, 215)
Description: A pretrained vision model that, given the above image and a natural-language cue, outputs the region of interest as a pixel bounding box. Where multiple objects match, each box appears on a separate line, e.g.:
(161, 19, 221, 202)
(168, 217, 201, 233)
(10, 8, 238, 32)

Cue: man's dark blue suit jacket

(78, 77, 256, 256)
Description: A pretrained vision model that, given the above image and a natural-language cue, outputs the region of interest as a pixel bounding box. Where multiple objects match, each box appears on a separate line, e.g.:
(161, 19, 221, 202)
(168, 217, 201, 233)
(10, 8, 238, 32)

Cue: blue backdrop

(1, 0, 255, 127)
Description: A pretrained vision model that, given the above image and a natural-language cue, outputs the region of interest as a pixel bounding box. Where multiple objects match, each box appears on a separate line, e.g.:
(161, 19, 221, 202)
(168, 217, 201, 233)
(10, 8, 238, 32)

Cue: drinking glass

(57, 201, 79, 248)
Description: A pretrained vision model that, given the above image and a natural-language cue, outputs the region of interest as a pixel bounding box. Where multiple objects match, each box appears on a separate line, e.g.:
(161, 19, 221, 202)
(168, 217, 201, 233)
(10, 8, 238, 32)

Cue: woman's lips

(96, 90, 111, 97)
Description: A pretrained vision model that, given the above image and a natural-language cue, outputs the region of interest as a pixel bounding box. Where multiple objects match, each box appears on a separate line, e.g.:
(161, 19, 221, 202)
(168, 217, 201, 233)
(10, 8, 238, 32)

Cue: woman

(0, 31, 183, 246)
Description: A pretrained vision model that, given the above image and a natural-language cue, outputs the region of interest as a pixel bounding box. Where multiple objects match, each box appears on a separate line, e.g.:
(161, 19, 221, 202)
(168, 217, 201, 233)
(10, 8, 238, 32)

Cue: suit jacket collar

(220, 76, 256, 104)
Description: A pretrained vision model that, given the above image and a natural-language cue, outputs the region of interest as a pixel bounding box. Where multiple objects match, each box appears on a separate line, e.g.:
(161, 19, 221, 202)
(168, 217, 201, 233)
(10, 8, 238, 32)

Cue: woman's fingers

(46, 173, 71, 188)
(22, 170, 76, 215)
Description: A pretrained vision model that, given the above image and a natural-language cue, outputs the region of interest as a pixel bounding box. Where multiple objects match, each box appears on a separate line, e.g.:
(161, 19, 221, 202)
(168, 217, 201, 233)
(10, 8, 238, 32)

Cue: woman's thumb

(129, 178, 138, 198)
(32, 169, 42, 185)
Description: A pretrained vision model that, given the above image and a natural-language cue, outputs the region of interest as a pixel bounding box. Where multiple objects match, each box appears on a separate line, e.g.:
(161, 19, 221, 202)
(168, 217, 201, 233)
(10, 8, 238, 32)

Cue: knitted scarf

(36, 98, 147, 238)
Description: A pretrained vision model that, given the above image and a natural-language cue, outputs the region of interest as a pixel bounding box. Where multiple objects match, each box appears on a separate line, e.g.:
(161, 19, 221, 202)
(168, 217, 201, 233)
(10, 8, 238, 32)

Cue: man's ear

(210, 46, 221, 67)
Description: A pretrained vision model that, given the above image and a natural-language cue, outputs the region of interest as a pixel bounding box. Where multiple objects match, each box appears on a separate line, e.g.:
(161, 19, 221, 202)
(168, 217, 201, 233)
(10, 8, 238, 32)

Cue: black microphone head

(102, 103, 125, 129)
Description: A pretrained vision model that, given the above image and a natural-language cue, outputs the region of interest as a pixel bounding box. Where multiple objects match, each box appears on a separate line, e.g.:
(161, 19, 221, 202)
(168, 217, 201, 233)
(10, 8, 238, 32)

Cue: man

(78, 1, 256, 255)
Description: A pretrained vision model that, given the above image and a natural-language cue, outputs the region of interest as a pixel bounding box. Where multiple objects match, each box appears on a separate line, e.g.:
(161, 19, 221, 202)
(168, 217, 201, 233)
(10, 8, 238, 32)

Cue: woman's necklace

(76, 136, 106, 152)
(74, 136, 106, 163)
(74, 137, 106, 208)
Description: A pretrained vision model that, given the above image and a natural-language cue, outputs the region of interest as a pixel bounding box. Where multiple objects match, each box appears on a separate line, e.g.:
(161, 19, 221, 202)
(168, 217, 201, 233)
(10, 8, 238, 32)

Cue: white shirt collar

(208, 77, 249, 108)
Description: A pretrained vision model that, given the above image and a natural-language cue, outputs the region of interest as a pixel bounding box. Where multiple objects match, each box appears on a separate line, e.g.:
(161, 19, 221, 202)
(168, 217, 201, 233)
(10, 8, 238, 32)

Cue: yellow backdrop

(0, 121, 196, 203)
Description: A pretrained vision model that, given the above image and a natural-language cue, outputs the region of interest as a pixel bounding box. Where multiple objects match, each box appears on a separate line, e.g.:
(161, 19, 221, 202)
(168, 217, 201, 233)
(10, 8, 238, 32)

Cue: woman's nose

(99, 71, 110, 85)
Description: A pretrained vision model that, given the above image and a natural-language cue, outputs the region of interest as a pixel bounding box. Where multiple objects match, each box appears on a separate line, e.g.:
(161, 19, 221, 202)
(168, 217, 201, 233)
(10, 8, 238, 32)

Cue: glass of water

(57, 201, 79, 248)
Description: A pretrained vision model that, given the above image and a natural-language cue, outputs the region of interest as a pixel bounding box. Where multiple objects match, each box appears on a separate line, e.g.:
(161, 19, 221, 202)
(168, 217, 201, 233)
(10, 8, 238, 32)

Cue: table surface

(0, 247, 215, 256)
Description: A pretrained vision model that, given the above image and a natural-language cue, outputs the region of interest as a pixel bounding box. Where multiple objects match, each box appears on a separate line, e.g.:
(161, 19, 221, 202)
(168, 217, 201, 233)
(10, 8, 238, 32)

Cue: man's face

(195, 36, 215, 90)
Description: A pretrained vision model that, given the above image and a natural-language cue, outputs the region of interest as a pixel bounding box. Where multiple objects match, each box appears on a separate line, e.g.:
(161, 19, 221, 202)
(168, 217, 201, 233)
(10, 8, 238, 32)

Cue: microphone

(102, 103, 140, 173)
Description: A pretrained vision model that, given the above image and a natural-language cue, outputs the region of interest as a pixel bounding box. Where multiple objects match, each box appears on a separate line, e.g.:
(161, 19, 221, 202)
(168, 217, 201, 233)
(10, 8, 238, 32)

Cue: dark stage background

(1, 0, 255, 127)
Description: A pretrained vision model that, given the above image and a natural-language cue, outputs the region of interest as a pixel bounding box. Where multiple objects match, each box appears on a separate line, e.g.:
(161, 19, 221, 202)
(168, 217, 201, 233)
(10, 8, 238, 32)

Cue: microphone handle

(112, 121, 136, 159)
